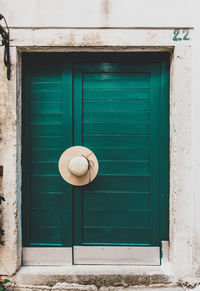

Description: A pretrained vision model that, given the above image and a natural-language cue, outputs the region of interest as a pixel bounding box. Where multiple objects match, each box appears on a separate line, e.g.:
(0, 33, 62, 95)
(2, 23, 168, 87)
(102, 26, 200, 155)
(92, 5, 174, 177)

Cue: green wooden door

(22, 53, 169, 263)
(22, 57, 73, 247)
(74, 63, 161, 247)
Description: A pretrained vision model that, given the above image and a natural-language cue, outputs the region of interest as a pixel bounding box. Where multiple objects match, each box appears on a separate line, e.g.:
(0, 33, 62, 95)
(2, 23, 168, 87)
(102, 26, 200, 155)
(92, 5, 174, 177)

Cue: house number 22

(173, 30, 190, 41)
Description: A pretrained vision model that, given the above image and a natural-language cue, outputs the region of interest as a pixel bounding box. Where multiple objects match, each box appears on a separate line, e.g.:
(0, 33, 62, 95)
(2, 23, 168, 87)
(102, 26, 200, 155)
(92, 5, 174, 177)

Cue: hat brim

(58, 146, 99, 186)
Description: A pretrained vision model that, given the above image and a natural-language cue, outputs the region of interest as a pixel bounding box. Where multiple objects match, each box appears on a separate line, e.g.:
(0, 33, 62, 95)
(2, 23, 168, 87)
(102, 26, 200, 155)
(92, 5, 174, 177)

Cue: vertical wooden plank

(160, 58, 170, 240)
(149, 64, 161, 246)
(22, 56, 31, 246)
(73, 65, 83, 246)
(61, 62, 73, 246)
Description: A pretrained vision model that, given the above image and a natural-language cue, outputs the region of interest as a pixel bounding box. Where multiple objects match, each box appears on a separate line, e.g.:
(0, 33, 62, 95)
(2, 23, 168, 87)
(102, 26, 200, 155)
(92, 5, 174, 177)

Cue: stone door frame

(0, 28, 193, 279)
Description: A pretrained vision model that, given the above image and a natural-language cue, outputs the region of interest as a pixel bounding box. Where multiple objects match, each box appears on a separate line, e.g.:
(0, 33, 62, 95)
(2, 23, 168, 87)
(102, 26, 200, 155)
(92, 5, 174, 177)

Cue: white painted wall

(0, 0, 195, 28)
(0, 0, 199, 285)
(192, 25, 200, 278)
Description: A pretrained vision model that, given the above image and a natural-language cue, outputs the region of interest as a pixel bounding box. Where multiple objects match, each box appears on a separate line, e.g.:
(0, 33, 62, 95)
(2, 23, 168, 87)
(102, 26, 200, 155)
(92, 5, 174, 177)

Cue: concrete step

(13, 265, 181, 290)
(13, 283, 187, 291)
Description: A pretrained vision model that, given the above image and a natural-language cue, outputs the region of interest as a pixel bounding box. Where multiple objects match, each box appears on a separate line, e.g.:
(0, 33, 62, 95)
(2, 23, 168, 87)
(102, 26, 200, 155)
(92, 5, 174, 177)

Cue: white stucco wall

(192, 25, 200, 279)
(0, 0, 195, 28)
(0, 0, 199, 287)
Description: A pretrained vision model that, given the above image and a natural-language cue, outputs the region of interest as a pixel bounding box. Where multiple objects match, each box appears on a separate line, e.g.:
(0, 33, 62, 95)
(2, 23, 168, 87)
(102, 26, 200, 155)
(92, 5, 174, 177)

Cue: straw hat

(58, 146, 99, 186)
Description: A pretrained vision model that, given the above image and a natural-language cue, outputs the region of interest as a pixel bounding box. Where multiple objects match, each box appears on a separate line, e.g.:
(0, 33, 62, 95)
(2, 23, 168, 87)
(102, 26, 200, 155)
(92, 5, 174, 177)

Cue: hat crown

(68, 156, 89, 177)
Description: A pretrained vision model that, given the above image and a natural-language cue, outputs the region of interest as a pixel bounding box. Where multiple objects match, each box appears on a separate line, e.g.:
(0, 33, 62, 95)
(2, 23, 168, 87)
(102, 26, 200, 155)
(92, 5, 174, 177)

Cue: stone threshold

(14, 263, 179, 290)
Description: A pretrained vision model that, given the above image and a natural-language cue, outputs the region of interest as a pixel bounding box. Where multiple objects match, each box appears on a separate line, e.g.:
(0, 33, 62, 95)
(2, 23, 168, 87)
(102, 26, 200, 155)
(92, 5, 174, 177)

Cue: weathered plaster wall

(0, 47, 20, 275)
(0, 0, 198, 288)
(169, 44, 193, 279)
(192, 25, 200, 278)
(0, 0, 194, 28)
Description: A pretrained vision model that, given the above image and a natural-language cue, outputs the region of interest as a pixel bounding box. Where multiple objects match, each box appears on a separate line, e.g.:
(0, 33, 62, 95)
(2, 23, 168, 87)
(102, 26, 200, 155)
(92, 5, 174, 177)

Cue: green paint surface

(22, 53, 169, 249)
(22, 57, 73, 247)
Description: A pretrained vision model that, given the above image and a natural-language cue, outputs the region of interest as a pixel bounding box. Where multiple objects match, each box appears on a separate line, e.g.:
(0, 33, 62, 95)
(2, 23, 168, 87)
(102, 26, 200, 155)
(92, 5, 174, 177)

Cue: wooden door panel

(74, 63, 160, 246)
(22, 58, 73, 247)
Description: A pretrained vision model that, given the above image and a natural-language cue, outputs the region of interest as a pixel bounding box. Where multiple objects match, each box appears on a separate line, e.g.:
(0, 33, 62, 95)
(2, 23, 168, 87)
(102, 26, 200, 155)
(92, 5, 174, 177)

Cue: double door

(22, 53, 169, 265)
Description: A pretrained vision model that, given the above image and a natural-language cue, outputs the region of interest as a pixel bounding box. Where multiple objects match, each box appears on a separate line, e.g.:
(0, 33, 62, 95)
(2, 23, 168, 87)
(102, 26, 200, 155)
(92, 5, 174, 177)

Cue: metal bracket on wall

(0, 166, 3, 198)
(0, 166, 3, 177)
(0, 13, 11, 80)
